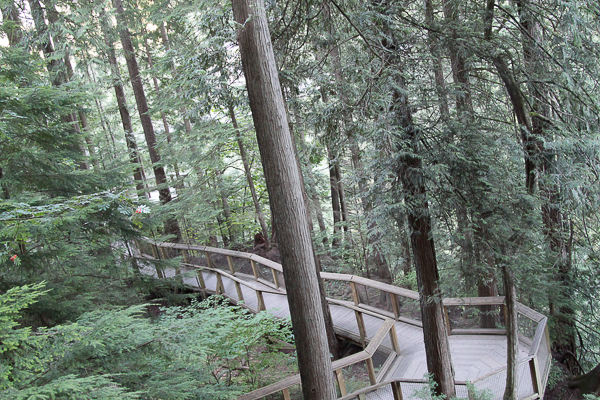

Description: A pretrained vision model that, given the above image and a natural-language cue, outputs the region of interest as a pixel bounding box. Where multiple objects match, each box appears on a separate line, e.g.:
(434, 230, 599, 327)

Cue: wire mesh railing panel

(187, 251, 208, 267)
(365, 385, 394, 400)
(395, 296, 421, 321)
(517, 314, 536, 340)
(357, 286, 394, 315)
(339, 360, 372, 396)
(473, 367, 508, 400)
(254, 263, 274, 284)
(455, 384, 470, 398)
(518, 359, 535, 398)
(538, 329, 551, 386)
(207, 252, 231, 271)
(397, 381, 432, 400)
(324, 280, 353, 302)
(447, 305, 505, 331)
(136, 241, 154, 256)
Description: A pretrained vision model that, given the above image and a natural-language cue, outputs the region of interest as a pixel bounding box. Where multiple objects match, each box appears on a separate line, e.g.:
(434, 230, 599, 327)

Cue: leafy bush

(0, 286, 295, 399)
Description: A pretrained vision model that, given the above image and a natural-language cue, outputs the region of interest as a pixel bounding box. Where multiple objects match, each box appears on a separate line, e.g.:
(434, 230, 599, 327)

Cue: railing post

(282, 388, 291, 400)
(389, 324, 401, 354)
(502, 304, 508, 334)
(391, 381, 403, 400)
(355, 310, 367, 347)
(250, 260, 259, 281)
(530, 357, 542, 395)
(151, 245, 165, 279)
(151, 244, 160, 259)
(234, 280, 244, 303)
(256, 290, 266, 312)
(390, 293, 400, 320)
(204, 252, 213, 269)
(196, 269, 206, 291)
(444, 306, 452, 335)
(158, 246, 168, 260)
(335, 369, 347, 396)
(350, 281, 360, 306)
(271, 268, 280, 289)
(216, 271, 225, 295)
(366, 358, 377, 385)
(182, 249, 190, 264)
(227, 256, 235, 274)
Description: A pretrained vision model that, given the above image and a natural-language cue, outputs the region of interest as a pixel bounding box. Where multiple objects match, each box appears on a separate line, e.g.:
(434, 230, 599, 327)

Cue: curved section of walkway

(135, 241, 550, 400)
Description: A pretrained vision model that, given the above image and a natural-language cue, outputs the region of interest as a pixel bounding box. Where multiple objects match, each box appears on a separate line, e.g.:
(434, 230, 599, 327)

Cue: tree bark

(1, 1, 22, 47)
(143, 35, 181, 182)
(29, 0, 89, 170)
(502, 264, 518, 400)
(232, 0, 336, 397)
(327, 147, 342, 247)
(113, 0, 181, 241)
(100, 10, 148, 197)
(229, 105, 270, 249)
(391, 55, 456, 399)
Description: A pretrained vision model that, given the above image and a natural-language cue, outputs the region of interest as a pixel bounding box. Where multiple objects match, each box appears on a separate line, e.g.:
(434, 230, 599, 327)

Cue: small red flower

(9, 255, 17, 261)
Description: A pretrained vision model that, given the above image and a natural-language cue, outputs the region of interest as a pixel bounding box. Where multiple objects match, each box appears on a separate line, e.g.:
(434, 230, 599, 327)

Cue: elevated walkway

(135, 240, 551, 400)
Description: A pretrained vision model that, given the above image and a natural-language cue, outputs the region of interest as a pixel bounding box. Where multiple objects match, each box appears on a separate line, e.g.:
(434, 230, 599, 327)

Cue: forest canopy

(1, 0, 600, 398)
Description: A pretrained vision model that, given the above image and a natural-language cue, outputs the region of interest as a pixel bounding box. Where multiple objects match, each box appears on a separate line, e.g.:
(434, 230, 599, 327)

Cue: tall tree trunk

(0, 1, 22, 199)
(113, 0, 181, 241)
(143, 35, 181, 182)
(515, 0, 577, 372)
(100, 10, 148, 197)
(424, 0, 450, 121)
(83, 58, 117, 159)
(1, 1, 22, 47)
(502, 264, 519, 400)
(29, 0, 88, 170)
(443, 0, 499, 323)
(229, 105, 270, 249)
(232, 0, 336, 397)
(483, 2, 526, 393)
(388, 32, 456, 396)
(284, 83, 341, 360)
(327, 147, 342, 247)
(214, 163, 236, 246)
(395, 102, 456, 398)
(0, 168, 9, 200)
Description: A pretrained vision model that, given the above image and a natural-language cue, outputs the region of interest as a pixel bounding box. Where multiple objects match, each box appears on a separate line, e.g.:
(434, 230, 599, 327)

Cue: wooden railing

(135, 239, 551, 400)
(237, 318, 400, 400)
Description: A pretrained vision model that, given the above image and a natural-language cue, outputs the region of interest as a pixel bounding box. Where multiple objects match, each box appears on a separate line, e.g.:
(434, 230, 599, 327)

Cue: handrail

(237, 318, 399, 400)
(138, 239, 551, 400)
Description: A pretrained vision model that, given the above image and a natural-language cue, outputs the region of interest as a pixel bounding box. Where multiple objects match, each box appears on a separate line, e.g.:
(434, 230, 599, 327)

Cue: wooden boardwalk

(137, 241, 551, 400)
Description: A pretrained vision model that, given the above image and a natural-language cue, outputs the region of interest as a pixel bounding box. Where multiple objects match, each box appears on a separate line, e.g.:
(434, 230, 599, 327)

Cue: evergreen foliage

(0, 286, 294, 399)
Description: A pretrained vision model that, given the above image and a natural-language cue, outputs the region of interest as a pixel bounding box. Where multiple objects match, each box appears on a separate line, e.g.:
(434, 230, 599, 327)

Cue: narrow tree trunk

(215, 165, 236, 246)
(82, 55, 117, 158)
(502, 264, 518, 400)
(391, 52, 456, 398)
(425, 0, 450, 120)
(100, 11, 148, 197)
(29, 0, 88, 170)
(1, 1, 22, 47)
(284, 83, 341, 360)
(113, 0, 181, 241)
(144, 35, 181, 182)
(229, 105, 270, 249)
(0, 168, 9, 200)
(516, 0, 577, 372)
(328, 151, 342, 247)
(232, 0, 336, 397)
